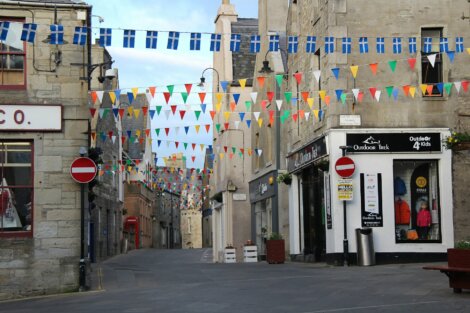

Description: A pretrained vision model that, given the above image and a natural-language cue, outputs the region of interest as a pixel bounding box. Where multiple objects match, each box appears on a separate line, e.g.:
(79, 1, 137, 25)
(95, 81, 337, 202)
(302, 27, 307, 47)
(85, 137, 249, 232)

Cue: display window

(393, 160, 441, 243)
(0, 141, 33, 235)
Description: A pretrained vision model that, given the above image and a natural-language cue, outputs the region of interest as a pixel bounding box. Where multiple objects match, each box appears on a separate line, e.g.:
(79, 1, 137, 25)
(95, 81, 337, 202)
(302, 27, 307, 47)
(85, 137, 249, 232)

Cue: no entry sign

(335, 156, 356, 178)
(70, 157, 97, 183)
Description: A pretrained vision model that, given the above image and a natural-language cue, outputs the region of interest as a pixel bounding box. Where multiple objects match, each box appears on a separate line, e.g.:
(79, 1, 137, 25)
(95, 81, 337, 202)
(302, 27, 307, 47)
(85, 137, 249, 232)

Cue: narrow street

(1, 249, 469, 313)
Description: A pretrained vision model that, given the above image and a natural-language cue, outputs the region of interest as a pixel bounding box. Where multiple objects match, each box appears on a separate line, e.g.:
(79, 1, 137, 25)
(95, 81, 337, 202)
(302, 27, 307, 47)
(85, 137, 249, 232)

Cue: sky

(86, 0, 258, 169)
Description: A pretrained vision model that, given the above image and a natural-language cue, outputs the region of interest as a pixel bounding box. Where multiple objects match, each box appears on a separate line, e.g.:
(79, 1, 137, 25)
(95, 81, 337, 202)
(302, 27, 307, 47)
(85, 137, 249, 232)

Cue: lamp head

(197, 76, 206, 87)
(259, 60, 273, 74)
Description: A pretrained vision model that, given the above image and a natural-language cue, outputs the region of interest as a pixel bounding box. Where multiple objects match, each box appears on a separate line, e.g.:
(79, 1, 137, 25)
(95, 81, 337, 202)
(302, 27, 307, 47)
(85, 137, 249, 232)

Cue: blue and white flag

(21, 23, 37, 43)
(99, 28, 112, 47)
(306, 36, 316, 53)
(342, 37, 351, 54)
(439, 37, 448, 53)
(392, 37, 402, 54)
(325, 36, 335, 54)
(50, 24, 64, 45)
(376, 37, 385, 54)
(146, 31, 158, 49)
(250, 35, 260, 53)
(123, 29, 135, 48)
(456, 37, 464, 53)
(190, 32, 201, 50)
(167, 31, 180, 50)
(408, 37, 417, 54)
(230, 34, 241, 52)
(288, 36, 298, 53)
(423, 37, 432, 53)
(359, 37, 368, 53)
(0, 21, 10, 41)
(73, 26, 87, 45)
(210, 33, 221, 52)
(269, 35, 280, 52)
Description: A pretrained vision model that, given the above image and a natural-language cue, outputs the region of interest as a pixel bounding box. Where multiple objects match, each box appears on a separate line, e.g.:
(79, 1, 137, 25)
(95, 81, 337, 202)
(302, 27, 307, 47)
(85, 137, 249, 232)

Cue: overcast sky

(86, 0, 258, 169)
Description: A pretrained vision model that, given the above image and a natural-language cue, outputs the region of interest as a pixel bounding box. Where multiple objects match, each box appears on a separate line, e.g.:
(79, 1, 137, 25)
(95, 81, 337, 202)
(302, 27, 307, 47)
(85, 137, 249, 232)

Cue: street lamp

(198, 67, 220, 92)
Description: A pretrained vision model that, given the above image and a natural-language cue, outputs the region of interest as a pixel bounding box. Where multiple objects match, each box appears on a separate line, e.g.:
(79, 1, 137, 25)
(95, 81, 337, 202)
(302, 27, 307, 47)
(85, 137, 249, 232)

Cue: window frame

(0, 139, 34, 237)
(0, 17, 27, 90)
(421, 27, 443, 97)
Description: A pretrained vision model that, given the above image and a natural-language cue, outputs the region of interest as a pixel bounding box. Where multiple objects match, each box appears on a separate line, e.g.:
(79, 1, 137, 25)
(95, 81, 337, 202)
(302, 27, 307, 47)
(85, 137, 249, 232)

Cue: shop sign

(360, 173, 383, 227)
(337, 179, 353, 201)
(324, 173, 332, 229)
(0, 104, 62, 131)
(233, 193, 247, 201)
(287, 136, 327, 172)
(346, 133, 441, 153)
(340, 115, 361, 126)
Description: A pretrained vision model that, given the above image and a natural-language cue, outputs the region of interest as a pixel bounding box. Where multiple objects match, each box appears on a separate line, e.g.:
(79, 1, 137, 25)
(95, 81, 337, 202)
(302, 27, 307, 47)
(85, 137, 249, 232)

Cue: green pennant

(126, 159, 131, 165)
(386, 86, 394, 98)
(194, 110, 201, 120)
(232, 147, 236, 153)
(155, 128, 160, 136)
(341, 93, 347, 104)
(284, 91, 292, 103)
(167, 85, 174, 96)
(156, 106, 162, 115)
(215, 124, 221, 133)
(238, 152, 243, 157)
(388, 60, 397, 72)
(181, 92, 188, 103)
(245, 101, 251, 111)
(129, 136, 136, 143)
(182, 156, 187, 161)
(444, 82, 452, 95)
(183, 142, 188, 150)
(102, 108, 109, 119)
(275, 74, 283, 87)
(280, 115, 286, 124)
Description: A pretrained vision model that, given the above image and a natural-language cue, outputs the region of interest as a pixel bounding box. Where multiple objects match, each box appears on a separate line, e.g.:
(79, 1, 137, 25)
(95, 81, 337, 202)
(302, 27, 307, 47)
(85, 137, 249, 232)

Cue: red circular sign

(70, 157, 97, 183)
(335, 156, 356, 178)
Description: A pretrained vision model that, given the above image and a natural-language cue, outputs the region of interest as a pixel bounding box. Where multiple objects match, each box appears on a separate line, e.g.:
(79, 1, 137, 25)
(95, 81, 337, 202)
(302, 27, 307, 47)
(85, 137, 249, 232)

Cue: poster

(324, 173, 332, 229)
(360, 173, 383, 227)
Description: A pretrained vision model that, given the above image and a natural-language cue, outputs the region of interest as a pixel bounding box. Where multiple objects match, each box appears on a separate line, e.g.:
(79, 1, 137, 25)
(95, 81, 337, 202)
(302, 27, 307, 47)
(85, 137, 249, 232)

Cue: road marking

(300, 301, 441, 313)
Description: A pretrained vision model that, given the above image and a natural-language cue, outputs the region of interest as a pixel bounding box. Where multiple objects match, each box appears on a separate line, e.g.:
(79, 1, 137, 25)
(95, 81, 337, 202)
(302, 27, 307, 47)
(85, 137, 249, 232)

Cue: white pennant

(352, 88, 360, 101)
(250, 92, 258, 103)
(256, 149, 263, 156)
(253, 112, 261, 121)
(111, 135, 116, 144)
(427, 54, 437, 68)
(234, 120, 240, 129)
(375, 90, 381, 102)
(99, 108, 105, 118)
(454, 82, 461, 94)
(305, 112, 310, 121)
(166, 141, 171, 148)
(276, 100, 283, 111)
(145, 92, 153, 105)
(313, 70, 321, 83)
(164, 110, 171, 120)
(96, 91, 104, 103)
(215, 145, 220, 152)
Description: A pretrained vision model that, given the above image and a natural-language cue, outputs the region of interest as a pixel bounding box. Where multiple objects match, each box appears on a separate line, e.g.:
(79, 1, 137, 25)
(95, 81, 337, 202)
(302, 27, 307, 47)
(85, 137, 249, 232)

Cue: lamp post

(339, 145, 352, 266)
(198, 67, 220, 92)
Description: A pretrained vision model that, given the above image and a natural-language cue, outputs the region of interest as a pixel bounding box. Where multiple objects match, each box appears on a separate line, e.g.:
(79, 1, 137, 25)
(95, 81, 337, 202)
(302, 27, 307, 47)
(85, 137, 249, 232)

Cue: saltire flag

(146, 31, 158, 49)
(0, 21, 10, 41)
(210, 33, 221, 52)
(73, 26, 87, 45)
(99, 28, 112, 47)
(123, 29, 135, 48)
(439, 37, 448, 53)
(342, 37, 351, 54)
(167, 31, 180, 50)
(306, 36, 316, 53)
(423, 37, 432, 53)
(288, 36, 298, 53)
(359, 37, 368, 53)
(250, 35, 260, 53)
(190, 32, 201, 50)
(230, 34, 241, 52)
(376, 37, 385, 54)
(50, 24, 64, 44)
(408, 37, 417, 54)
(269, 35, 280, 51)
(392, 37, 402, 54)
(325, 36, 335, 54)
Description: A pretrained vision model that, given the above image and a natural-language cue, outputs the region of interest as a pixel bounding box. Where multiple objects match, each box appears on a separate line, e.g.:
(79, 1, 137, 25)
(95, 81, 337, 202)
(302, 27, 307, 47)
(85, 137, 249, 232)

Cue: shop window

(0, 18, 26, 89)
(0, 141, 33, 235)
(421, 28, 442, 97)
(393, 160, 441, 243)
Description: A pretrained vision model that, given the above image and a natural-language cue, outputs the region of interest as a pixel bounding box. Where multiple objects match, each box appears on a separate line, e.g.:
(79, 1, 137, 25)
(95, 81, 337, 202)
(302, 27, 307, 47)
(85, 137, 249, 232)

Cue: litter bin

(356, 228, 375, 266)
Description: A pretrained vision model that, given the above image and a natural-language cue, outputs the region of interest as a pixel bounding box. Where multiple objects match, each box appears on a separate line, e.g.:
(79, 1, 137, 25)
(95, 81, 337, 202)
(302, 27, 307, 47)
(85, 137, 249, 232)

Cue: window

(393, 160, 441, 243)
(0, 19, 26, 89)
(0, 141, 33, 234)
(421, 28, 442, 97)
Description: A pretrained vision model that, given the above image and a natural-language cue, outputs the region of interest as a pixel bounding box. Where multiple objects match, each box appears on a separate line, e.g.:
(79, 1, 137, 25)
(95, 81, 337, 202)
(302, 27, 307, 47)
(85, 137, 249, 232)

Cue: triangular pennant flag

(331, 67, 340, 80)
(112, 108, 119, 119)
(198, 92, 206, 104)
(239, 112, 245, 121)
(179, 110, 186, 120)
(444, 83, 452, 95)
(255, 149, 263, 157)
(313, 70, 321, 83)
(250, 92, 258, 103)
(261, 100, 268, 111)
(230, 102, 236, 112)
(436, 83, 444, 95)
(426, 84, 434, 95)
(402, 85, 410, 97)
(257, 76, 265, 88)
(170, 105, 177, 115)
(167, 85, 174, 96)
(205, 124, 211, 133)
(369, 87, 377, 99)
(275, 74, 283, 87)
(200, 104, 207, 114)
(233, 93, 240, 104)
(224, 111, 231, 121)
(145, 129, 150, 137)
(292, 113, 298, 122)
(245, 101, 252, 111)
(220, 81, 229, 92)
(90, 132, 97, 141)
(215, 102, 222, 112)
(215, 92, 223, 105)
(164, 128, 170, 136)
(267, 91, 274, 102)
(276, 100, 283, 111)
(119, 108, 125, 119)
(350, 65, 359, 78)
(184, 83, 192, 94)
(340, 93, 347, 104)
(386, 86, 394, 98)
(126, 130, 132, 138)
(141, 106, 148, 116)
(148, 86, 156, 97)
(298, 110, 305, 119)
(108, 91, 116, 104)
(269, 110, 275, 124)
(388, 60, 397, 72)
(224, 122, 229, 130)
(409, 86, 416, 98)
(420, 84, 427, 95)
(307, 98, 313, 109)
(215, 124, 221, 133)
(319, 90, 326, 101)
(357, 93, 364, 103)
(427, 54, 437, 67)
(127, 106, 134, 118)
(181, 92, 188, 103)
(131, 87, 138, 98)
(284, 91, 292, 103)
(301, 91, 309, 103)
(127, 92, 134, 104)
(209, 110, 216, 120)
(234, 120, 240, 129)
(461, 81, 469, 92)
(175, 142, 179, 149)
(194, 110, 201, 120)
(89, 108, 97, 118)
(454, 82, 462, 94)
(191, 156, 196, 163)
(195, 125, 200, 134)
(96, 91, 105, 103)
(183, 142, 188, 150)
(392, 88, 399, 101)
(253, 112, 261, 121)
(335, 90, 343, 102)
(447, 51, 455, 63)
(184, 126, 189, 134)
(90, 91, 97, 104)
(293, 72, 302, 85)
(352, 89, 360, 101)
(246, 120, 252, 128)
(305, 112, 310, 121)
(375, 90, 381, 102)
(133, 109, 140, 119)
(407, 58, 416, 70)
(239, 78, 247, 89)
(257, 118, 263, 128)
(192, 143, 197, 150)
(163, 92, 171, 104)
(369, 63, 378, 75)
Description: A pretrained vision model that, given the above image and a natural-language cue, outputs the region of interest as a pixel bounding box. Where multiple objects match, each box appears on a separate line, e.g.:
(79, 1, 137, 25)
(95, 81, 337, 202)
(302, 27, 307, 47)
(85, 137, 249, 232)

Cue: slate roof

(231, 18, 258, 87)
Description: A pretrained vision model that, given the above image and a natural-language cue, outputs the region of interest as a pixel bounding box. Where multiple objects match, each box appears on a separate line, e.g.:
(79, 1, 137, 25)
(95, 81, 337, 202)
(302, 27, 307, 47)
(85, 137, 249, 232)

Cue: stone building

(210, 0, 258, 262)
(253, 0, 469, 264)
(180, 172, 203, 249)
(201, 147, 214, 248)
(0, 0, 95, 299)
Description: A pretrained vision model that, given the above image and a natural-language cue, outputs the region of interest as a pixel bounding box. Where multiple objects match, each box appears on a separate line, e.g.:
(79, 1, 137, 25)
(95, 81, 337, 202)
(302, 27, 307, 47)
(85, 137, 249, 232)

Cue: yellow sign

(416, 176, 427, 188)
(338, 179, 353, 201)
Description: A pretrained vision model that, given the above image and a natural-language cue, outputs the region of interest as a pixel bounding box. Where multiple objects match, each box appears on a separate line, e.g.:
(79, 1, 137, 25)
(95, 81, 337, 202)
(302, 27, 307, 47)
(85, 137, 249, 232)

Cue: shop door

(302, 166, 326, 261)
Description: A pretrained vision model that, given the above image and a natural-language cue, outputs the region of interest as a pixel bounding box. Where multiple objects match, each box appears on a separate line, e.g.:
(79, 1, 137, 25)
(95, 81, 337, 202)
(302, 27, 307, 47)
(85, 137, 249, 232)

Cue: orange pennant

(148, 86, 156, 97)
(257, 76, 265, 88)
(426, 85, 434, 95)
(230, 102, 236, 112)
(198, 92, 206, 104)
(369, 63, 378, 75)
(402, 85, 410, 97)
(301, 91, 309, 103)
(205, 124, 211, 133)
(90, 91, 97, 104)
(293, 72, 302, 85)
(209, 110, 216, 120)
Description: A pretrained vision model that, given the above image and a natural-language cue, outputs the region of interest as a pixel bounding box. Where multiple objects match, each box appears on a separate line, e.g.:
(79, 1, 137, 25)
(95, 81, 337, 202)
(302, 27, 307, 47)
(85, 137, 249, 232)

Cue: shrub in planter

(266, 233, 285, 264)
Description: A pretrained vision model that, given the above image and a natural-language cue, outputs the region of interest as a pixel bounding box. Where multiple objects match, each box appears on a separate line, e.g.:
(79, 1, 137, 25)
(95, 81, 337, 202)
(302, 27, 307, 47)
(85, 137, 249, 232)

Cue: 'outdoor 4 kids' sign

(346, 133, 441, 153)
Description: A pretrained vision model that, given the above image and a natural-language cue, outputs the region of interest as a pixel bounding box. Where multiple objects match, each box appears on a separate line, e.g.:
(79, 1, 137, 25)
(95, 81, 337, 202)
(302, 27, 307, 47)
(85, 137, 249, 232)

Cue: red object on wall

(124, 216, 140, 249)
(266, 239, 285, 264)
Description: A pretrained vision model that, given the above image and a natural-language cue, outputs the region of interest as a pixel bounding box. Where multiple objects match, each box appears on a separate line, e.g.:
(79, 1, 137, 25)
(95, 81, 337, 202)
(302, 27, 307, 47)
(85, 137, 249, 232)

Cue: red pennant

(301, 91, 309, 103)
(142, 106, 148, 116)
(108, 131, 113, 139)
(267, 91, 274, 102)
(224, 122, 229, 130)
(224, 146, 228, 153)
(298, 110, 305, 119)
(292, 113, 298, 122)
(192, 143, 196, 150)
(118, 108, 125, 119)
(198, 92, 206, 104)
(407, 58, 416, 70)
(293, 72, 302, 85)
(369, 63, 378, 75)
(402, 85, 410, 97)
(148, 86, 156, 97)
(145, 129, 150, 137)
(89, 108, 97, 118)
(91, 131, 96, 141)
(90, 91, 97, 104)
(462, 81, 469, 92)
(369, 87, 377, 99)
(170, 105, 177, 115)
(191, 156, 196, 162)
(165, 128, 170, 136)
(205, 124, 211, 133)
(257, 76, 265, 88)
(179, 110, 186, 119)
(139, 138, 144, 145)
(185, 83, 192, 94)
(357, 92, 364, 103)
(135, 159, 141, 165)
(240, 148, 244, 155)
(261, 100, 268, 111)
(163, 92, 171, 104)
(426, 85, 434, 95)
(209, 110, 216, 120)
(175, 142, 179, 149)
(121, 136, 125, 145)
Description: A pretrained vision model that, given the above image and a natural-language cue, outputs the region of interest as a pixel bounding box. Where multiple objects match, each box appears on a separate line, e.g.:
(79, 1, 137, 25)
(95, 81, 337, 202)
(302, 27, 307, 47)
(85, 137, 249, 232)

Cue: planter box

(243, 246, 258, 263)
(224, 248, 236, 263)
(266, 239, 285, 264)
(447, 248, 470, 291)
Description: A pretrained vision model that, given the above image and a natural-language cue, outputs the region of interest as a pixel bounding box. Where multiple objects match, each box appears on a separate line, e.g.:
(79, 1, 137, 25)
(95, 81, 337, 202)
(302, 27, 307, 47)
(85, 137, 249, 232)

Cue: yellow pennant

(318, 90, 326, 101)
(307, 98, 314, 109)
(350, 65, 359, 78)
(148, 138, 152, 145)
(99, 170, 104, 177)
(195, 125, 200, 133)
(224, 111, 231, 121)
(219, 153, 225, 160)
(108, 91, 116, 104)
(409, 86, 416, 98)
(215, 103, 221, 112)
(200, 144, 205, 151)
(127, 166, 132, 172)
(313, 109, 319, 119)
(127, 106, 134, 117)
(420, 84, 427, 95)
(135, 129, 141, 138)
(239, 78, 247, 89)
(258, 118, 263, 128)
(132, 87, 139, 98)
(216, 93, 223, 104)
(467, 47, 470, 55)
(133, 109, 140, 119)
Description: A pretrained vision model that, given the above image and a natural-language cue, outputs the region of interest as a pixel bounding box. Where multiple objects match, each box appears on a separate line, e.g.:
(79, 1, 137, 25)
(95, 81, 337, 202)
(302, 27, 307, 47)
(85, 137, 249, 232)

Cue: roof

(231, 18, 258, 87)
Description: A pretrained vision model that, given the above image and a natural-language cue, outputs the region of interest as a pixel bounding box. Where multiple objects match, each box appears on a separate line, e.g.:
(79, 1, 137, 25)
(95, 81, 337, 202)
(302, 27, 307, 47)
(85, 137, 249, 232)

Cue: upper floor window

(0, 18, 26, 89)
(421, 28, 442, 97)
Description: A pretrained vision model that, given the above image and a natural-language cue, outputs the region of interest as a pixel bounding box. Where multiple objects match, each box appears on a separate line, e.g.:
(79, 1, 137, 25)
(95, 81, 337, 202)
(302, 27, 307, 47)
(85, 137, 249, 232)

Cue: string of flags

(1, 20, 469, 55)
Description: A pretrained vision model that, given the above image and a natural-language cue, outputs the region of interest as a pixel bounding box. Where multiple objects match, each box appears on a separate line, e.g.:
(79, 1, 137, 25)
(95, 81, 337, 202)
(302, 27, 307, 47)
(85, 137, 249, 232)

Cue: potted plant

(443, 131, 470, 151)
(266, 233, 285, 264)
(277, 172, 292, 185)
(224, 244, 236, 263)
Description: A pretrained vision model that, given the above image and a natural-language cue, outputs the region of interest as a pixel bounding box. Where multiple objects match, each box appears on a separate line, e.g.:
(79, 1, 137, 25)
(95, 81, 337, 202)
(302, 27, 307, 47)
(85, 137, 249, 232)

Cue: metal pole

(79, 182, 86, 290)
(341, 147, 349, 266)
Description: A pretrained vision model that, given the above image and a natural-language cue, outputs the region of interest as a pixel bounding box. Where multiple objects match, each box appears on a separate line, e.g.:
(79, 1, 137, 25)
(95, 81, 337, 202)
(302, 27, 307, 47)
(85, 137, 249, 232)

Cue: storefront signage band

(287, 136, 327, 173)
(346, 133, 441, 153)
(0, 104, 62, 131)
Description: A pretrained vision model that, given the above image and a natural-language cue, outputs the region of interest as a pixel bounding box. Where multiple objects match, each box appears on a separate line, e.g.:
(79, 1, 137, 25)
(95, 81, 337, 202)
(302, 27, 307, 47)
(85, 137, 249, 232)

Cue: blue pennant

(392, 88, 399, 101)
(233, 93, 240, 104)
(239, 112, 245, 121)
(157, 140, 162, 147)
(335, 90, 343, 101)
(436, 83, 444, 95)
(331, 68, 340, 80)
(200, 104, 207, 113)
(184, 126, 189, 134)
(126, 130, 132, 138)
(149, 109, 156, 120)
(220, 81, 229, 92)
(112, 108, 119, 118)
(246, 119, 251, 128)
(127, 92, 134, 104)
(447, 51, 455, 63)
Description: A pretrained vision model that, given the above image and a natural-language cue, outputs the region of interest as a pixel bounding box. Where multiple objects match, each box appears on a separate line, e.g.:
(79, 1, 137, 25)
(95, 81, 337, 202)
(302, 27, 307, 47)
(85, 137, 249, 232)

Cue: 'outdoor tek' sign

(346, 133, 441, 153)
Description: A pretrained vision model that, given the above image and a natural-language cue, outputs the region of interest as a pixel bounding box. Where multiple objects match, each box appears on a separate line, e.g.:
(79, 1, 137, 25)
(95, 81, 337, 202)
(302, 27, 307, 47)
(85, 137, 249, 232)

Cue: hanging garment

(395, 199, 411, 225)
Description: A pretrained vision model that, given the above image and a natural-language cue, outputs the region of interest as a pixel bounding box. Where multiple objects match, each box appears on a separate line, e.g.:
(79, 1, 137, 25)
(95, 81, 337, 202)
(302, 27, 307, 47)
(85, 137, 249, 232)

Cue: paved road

(1, 248, 470, 313)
